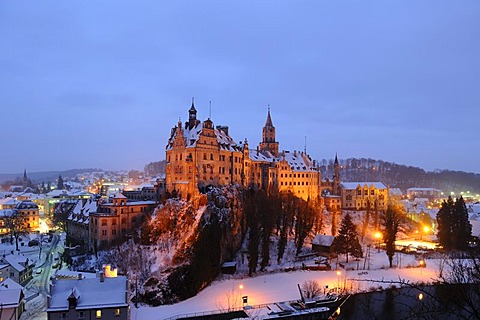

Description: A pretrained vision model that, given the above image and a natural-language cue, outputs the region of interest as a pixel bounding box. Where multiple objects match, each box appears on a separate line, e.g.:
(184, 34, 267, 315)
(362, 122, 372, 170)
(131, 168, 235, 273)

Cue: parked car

(28, 239, 40, 247)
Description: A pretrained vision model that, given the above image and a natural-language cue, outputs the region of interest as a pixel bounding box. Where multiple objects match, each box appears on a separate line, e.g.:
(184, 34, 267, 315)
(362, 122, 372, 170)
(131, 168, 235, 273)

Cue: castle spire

(265, 105, 273, 127)
(335, 153, 339, 165)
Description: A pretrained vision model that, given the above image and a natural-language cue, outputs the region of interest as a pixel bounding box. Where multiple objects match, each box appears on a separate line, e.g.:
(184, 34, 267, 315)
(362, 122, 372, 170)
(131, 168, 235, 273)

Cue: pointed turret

(259, 108, 279, 157)
(188, 97, 198, 129)
(265, 108, 273, 127)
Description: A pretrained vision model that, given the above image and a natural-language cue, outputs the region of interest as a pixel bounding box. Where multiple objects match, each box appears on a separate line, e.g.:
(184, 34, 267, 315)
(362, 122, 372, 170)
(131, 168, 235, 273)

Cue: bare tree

(301, 280, 323, 299)
(3, 210, 29, 251)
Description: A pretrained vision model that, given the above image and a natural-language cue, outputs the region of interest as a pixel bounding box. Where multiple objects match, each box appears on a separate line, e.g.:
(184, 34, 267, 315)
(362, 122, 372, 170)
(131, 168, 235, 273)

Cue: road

(21, 234, 61, 320)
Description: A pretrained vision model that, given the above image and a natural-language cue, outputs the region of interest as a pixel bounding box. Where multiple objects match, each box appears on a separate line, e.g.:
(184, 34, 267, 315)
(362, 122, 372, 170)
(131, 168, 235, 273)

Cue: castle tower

(259, 108, 279, 157)
(188, 98, 198, 129)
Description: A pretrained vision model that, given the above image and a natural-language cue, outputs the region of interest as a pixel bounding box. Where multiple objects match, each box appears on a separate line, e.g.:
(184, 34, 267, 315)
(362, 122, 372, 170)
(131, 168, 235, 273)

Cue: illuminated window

(96, 310, 102, 318)
(115, 309, 121, 316)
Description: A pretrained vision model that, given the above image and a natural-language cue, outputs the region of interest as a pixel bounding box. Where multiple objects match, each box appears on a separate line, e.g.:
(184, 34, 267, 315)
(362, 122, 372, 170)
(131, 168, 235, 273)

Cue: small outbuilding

(221, 261, 237, 274)
(312, 235, 335, 255)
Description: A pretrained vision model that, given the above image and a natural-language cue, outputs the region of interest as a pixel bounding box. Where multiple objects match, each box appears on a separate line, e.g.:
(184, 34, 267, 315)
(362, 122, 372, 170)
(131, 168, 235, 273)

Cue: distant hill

(319, 158, 480, 194)
(0, 168, 103, 184)
(144, 160, 166, 176)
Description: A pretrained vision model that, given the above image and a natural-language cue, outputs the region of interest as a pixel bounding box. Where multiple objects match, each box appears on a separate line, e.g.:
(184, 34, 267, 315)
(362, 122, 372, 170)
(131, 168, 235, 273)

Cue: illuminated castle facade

(165, 102, 340, 201)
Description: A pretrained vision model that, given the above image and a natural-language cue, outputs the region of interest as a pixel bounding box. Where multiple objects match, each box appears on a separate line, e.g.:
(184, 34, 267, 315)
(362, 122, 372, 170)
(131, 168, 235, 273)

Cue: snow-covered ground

(131, 248, 440, 320)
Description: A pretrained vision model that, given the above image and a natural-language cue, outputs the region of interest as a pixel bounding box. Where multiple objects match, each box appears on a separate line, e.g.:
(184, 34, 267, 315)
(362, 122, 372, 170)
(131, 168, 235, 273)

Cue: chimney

(78, 273, 82, 280)
(100, 271, 104, 282)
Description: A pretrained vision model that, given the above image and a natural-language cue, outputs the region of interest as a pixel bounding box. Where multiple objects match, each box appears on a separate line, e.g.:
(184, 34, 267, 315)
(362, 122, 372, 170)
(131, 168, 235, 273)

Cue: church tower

(259, 109, 279, 157)
(333, 153, 341, 196)
(22, 169, 28, 190)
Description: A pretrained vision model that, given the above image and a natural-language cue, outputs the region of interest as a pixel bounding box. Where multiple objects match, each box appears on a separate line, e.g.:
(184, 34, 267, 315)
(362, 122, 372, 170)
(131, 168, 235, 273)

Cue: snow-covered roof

(0, 288, 22, 308)
(16, 200, 38, 210)
(1, 253, 29, 272)
(112, 192, 127, 199)
(312, 235, 335, 247)
(0, 209, 15, 217)
(166, 121, 242, 152)
(0, 197, 18, 207)
(407, 188, 441, 191)
(0, 278, 24, 291)
(54, 270, 97, 280)
(102, 200, 155, 207)
(249, 149, 275, 162)
(341, 182, 388, 190)
(47, 190, 70, 197)
(47, 276, 128, 312)
(281, 151, 316, 172)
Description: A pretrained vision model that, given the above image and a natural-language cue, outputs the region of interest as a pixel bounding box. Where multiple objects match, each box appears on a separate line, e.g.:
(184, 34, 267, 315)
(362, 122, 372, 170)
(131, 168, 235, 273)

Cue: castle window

(180, 154, 182, 160)
(203, 153, 207, 160)
(371, 190, 375, 195)
(210, 154, 213, 160)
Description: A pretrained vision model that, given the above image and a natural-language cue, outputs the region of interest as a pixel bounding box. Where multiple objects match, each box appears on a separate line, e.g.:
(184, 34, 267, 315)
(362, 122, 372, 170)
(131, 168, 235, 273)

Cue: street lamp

(423, 226, 430, 241)
(374, 232, 382, 253)
(336, 271, 341, 292)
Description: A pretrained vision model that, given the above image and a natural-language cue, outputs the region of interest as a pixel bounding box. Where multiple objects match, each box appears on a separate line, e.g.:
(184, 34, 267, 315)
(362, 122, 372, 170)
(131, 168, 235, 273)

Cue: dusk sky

(1, 1, 479, 174)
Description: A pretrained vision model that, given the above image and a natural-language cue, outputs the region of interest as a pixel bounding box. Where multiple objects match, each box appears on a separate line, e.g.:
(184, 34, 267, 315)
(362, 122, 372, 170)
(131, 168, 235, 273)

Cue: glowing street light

(336, 271, 341, 292)
(374, 232, 382, 253)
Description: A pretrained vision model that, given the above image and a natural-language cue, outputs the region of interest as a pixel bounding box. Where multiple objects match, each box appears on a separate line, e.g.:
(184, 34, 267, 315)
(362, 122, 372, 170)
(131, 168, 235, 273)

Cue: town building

(0, 252, 34, 287)
(0, 277, 25, 320)
(166, 103, 336, 201)
(0, 198, 39, 234)
(340, 182, 389, 211)
(407, 188, 442, 200)
(66, 198, 98, 254)
(47, 270, 129, 320)
(89, 193, 155, 251)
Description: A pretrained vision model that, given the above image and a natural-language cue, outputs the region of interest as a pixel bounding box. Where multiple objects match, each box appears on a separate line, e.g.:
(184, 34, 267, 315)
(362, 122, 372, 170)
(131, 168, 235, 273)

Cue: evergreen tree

(383, 204, 405, 268)
(437, 196, 455, 250)
(57, 175, 65, 190)
(453, 197, 472, 250)
(437, 196, 472, 251)
(334, 213, 363, 263)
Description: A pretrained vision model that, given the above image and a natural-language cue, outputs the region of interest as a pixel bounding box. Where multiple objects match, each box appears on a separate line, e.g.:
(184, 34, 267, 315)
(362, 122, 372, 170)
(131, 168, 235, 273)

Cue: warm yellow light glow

(423, 226, 430, 233)
(418, 293, 423, 300)
(419, 260, 424, 266)
(239, 284, 244, 290)
(374, 232, 382, 239)
(336, 271, 341, 276)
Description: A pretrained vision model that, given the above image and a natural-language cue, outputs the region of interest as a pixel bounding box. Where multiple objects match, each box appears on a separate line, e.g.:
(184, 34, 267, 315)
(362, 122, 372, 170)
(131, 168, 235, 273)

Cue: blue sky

(1, 1, 479, 173)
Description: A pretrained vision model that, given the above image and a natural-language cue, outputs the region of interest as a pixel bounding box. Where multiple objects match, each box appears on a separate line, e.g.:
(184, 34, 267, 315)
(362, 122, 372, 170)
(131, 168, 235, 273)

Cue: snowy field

(131, 249, 440, 320)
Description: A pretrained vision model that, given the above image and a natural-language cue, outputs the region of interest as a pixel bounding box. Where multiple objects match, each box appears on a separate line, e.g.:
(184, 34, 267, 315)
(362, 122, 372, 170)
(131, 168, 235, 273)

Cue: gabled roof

(312, 235, 335, 246)
(0, 278, 24, 291)
(47, 276, 128, 312)
(112, 192, 127, 199)
(1, 253, 29, 272)
(341, 182, 387, 190)
(0, 288, 23, 308)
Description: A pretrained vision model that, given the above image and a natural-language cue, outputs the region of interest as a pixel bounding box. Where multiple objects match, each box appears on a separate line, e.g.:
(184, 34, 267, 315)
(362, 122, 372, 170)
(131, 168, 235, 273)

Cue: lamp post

(374, 232, 382, 253)
(336, 271, 341, 292)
